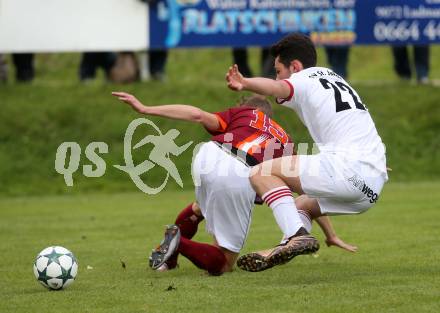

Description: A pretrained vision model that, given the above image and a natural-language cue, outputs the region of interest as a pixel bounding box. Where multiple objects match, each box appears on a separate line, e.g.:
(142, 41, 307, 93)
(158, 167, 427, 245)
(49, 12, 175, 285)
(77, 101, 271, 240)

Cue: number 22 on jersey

(319, 78, 367, 112)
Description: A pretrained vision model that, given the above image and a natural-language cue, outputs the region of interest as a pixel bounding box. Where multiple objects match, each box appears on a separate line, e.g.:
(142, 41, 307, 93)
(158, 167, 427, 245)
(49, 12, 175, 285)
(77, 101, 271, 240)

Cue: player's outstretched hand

(112, 91, 146, 114)
(325, 236, 358, 253)
(226, 64, 244, 91)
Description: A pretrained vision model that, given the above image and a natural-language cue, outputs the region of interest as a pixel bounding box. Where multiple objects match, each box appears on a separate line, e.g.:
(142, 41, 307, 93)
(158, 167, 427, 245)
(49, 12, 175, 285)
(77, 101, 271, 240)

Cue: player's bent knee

(295, 195, 321, 219)
(220, 249, 239, 273)
(191, 202, 202, 216)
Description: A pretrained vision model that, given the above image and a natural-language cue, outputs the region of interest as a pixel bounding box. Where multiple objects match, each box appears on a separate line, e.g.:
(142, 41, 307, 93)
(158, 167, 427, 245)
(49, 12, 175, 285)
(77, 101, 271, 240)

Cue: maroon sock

(178, 237, 226, 275)
(166, 203, 204, 269)
(175, 203, 204, 238)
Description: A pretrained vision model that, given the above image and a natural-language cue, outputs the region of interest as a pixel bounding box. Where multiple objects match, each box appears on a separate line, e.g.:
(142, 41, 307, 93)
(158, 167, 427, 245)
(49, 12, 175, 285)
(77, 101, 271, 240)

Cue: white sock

(262, 186, 304, 239)
(298, 210, 312, 233)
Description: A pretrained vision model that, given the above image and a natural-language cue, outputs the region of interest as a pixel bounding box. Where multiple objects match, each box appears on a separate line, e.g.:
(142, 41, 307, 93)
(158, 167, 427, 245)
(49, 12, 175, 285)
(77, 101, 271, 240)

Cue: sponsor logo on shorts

(348, 174, 379, 204)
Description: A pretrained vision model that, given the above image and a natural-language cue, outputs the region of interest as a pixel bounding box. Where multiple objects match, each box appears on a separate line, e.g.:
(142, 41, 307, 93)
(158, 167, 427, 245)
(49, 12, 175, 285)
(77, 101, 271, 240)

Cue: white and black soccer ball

(33, 246, 78, 290)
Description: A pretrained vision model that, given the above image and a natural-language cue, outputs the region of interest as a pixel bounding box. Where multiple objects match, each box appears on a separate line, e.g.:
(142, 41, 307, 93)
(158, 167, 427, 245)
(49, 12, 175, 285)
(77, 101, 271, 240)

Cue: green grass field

(0, 46, 439, 312)
(0, 182, 439, 313)
(0, 47, 439, 196)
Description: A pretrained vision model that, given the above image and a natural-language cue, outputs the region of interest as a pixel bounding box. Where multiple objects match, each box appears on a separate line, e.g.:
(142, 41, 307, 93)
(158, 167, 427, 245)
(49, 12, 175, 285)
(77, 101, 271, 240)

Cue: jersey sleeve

(275, 80, 294, 105)
(205, 109, 232, 135)
(277, 73, 310, 110)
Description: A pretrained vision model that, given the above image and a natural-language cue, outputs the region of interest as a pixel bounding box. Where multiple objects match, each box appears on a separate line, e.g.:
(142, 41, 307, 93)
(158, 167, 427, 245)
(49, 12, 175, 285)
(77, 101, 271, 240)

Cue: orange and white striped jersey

(208, 106, 294, 164)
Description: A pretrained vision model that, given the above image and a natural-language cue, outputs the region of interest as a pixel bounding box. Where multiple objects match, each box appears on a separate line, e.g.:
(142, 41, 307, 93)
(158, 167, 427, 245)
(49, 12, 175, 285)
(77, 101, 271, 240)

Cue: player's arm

(316, 216, 358, 253)
(112, 91, 220, 132)
(226, 64, 291, 99)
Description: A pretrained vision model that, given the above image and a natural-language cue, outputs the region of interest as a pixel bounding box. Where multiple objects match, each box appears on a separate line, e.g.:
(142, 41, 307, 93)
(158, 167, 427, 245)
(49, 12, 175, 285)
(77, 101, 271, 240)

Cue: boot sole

(268, 239, 320, 267)
(237, 253, 273, 272)
(149, 226, 180, 270)
(237, 239, 320, 272)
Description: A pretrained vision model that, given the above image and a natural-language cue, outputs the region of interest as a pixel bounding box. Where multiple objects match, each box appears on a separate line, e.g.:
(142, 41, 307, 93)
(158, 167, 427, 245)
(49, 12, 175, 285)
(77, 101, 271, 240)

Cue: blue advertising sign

(148, 0, 440, 48)
(357, 0, 440, 45)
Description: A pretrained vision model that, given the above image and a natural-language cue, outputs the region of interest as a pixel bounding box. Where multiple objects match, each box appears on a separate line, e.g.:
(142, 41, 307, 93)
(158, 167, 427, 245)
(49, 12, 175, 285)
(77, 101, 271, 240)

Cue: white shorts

(298, 152, 387, 215)
(191, 142, 256, 253)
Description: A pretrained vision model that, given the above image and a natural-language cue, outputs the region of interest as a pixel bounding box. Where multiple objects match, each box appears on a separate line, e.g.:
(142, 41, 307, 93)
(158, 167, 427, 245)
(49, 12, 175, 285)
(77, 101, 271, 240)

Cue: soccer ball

(33, 246, 78, 290)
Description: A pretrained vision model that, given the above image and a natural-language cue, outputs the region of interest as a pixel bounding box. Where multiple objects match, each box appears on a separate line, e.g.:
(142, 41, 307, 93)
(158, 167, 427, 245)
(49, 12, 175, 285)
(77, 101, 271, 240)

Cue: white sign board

(0, 0, 148, 53)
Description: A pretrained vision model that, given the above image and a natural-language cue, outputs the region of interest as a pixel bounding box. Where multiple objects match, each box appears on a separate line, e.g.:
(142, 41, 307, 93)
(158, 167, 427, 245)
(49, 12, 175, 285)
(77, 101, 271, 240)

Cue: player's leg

(158, 202, 204, 271)
(252, 156, 318, 238)
(173, 236, 239, 275)
(237, 156, 319, 272)
(294, 194, 317, 233)
(295, 194, 322, 227)
(212, 238, 239, 272)
(149, 224, 229, 275)
(177, 237, 228, 275)
(295, 195, 358, 252)
(250, 155, 305, 238)
(250, 151, 372, 232)
(193, 141, 256, 273)
(174, 237, 238, 274)
(155, 141, 254, 274)
(150, 227, 240, 275)
(243, 152, 384, 272)
(149, 224, 181, 270)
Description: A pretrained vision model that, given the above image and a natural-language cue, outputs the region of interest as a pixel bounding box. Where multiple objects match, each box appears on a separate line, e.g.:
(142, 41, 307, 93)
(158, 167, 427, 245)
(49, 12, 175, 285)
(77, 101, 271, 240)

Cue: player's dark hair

(238, 95, 273, 117)
(270, 33, 317, 69)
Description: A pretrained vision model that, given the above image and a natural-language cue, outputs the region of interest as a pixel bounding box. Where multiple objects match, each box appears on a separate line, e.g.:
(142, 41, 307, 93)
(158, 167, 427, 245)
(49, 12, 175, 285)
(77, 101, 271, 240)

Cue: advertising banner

(148, 0, 440, 48)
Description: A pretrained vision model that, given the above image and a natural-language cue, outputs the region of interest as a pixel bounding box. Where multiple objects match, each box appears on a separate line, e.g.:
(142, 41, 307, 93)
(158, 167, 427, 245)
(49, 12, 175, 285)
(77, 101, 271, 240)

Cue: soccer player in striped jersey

(112, 92, 357, 275)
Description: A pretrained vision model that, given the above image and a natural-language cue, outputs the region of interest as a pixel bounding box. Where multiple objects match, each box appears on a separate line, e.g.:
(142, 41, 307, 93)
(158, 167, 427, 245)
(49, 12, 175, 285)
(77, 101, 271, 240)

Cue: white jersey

(278, 67, 388, 179)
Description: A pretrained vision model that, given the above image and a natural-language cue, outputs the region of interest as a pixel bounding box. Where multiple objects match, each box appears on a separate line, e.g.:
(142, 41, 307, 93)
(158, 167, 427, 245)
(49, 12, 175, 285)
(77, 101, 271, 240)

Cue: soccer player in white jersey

(226, 33, 388, 272)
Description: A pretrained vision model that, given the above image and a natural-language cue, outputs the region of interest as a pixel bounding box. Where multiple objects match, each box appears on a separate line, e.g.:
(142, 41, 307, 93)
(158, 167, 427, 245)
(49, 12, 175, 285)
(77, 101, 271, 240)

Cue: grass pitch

(0, 46, 439, 312)
(0, 182, 439, 313)
(1, 47, 439, 197)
